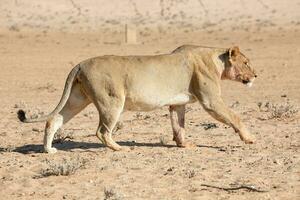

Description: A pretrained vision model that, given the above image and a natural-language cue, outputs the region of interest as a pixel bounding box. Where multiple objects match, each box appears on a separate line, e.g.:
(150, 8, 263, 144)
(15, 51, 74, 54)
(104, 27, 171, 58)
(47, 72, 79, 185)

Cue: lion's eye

(244, 62, 249, 66)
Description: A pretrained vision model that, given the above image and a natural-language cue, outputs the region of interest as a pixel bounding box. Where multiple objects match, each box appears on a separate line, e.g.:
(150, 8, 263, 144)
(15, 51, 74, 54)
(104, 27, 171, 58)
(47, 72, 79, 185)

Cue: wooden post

(125, 24, 137, 44)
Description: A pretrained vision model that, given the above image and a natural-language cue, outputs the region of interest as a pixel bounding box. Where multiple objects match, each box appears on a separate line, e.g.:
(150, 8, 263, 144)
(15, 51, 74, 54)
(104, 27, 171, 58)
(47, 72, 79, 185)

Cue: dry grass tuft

(258, 101, 298, 120)
(200, 122, 218, 130)
(159, 135, 168, 145)
(39, 157, 87, 177)
(185, 169, 196, 178)
(103, 187, 123, 200)
(53, 129, 74, 144)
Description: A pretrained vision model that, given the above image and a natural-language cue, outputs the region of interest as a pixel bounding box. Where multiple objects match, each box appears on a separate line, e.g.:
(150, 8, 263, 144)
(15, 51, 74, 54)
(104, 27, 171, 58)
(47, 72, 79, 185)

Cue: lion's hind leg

(44, 115, 63, 153)
(90, 86, 125, 151)
(44, 83, 90, 153)
(95, 98, 124, 151)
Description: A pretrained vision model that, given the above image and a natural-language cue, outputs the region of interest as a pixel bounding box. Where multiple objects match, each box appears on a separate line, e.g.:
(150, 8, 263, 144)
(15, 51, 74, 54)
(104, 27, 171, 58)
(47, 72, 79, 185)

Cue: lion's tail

(17, 64, 81, 123)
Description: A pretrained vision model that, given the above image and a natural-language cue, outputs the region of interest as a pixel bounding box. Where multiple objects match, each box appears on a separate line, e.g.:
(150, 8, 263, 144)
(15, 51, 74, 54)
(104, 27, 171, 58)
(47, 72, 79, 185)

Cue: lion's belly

(120, 58, 194, 111)
(124, 92, 196, 111)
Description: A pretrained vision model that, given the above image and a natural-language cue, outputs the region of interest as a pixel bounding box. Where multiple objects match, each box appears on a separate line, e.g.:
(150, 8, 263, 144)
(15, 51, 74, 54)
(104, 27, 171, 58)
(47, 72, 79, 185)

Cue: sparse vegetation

(39, 157, 87, 177)
(0, 146, 15, 152)
(103, 187, 123, 200)
(159, 135, 168, 145)
(9, 24, 20, 32)
(53, 129, 74, 144)
(185, 169, 196, 178)
(36, 82, 57, 93)
(258, 101, 298, 120)
(200, 122, 218, 130)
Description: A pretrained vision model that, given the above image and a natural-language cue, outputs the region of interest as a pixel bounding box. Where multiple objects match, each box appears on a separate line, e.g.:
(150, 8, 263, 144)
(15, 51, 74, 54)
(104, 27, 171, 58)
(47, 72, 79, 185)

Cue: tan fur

(18, 45, 257, 153)
(45, 121, 50, 129)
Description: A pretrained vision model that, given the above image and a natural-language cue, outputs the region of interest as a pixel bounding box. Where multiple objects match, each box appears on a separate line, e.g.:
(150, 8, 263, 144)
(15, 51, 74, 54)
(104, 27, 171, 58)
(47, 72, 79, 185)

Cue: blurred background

(1, 0, 299, 44)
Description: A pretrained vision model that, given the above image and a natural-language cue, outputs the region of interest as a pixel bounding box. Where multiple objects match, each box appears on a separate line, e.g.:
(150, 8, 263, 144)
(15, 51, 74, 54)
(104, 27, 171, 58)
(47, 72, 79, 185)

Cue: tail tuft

(17, 109, 26, 122)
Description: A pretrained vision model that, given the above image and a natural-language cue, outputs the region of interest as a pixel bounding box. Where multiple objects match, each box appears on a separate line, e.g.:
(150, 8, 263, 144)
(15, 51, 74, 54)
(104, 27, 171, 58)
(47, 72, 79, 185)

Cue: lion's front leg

(169, 105, 196, 147)
(200, 96, 255, 144)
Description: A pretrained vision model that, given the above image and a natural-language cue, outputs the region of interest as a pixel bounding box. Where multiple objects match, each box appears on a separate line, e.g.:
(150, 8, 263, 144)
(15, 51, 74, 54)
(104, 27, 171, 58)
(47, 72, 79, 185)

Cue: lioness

(18, 45, 257, 153)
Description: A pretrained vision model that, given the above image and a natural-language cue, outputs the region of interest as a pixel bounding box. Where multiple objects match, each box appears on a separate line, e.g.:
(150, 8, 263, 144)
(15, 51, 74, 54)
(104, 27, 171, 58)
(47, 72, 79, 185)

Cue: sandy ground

(0, 1, 300, 200)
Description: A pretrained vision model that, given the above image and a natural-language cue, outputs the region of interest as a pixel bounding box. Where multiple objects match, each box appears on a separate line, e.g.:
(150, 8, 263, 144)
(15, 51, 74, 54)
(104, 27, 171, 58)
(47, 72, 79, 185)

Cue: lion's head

(222, 46, 257, 87)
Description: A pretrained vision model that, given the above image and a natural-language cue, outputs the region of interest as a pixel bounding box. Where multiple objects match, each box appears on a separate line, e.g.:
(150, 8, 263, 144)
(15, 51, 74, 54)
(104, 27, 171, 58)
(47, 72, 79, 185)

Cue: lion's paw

(45, 147, 58, 154)
(178, 142, 197, 148)
(242, 134, 256, 144)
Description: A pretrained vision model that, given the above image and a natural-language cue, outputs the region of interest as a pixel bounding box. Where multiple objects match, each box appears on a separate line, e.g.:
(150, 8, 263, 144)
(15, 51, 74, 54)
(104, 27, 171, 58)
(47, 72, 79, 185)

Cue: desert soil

(0, 0, 299, 199)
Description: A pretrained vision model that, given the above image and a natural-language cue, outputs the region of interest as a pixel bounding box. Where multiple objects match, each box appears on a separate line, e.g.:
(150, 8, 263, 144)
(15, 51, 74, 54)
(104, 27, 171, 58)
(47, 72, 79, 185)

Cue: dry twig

(201, 184, 268, 192)
(198, 0, 208, 15)
(69, 0, 82, 16)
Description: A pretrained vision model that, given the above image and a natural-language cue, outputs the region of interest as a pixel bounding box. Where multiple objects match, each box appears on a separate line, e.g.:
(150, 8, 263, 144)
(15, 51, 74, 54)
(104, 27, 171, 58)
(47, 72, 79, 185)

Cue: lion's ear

(228, 46, 240, 61)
